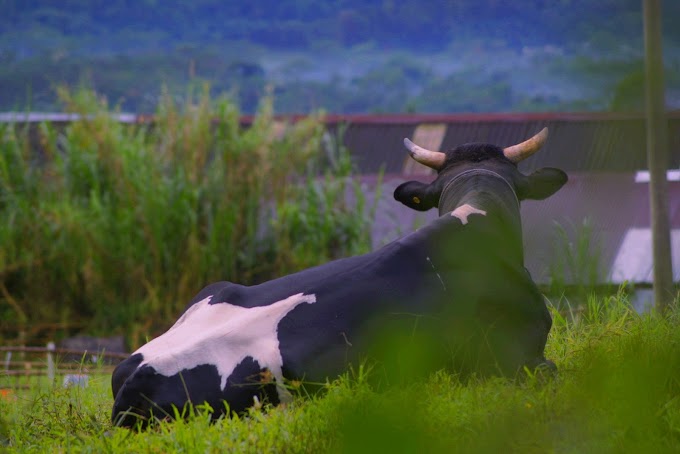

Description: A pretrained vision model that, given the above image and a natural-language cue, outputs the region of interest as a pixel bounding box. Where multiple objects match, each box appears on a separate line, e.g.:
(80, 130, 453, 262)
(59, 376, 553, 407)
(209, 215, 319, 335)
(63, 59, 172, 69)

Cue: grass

(547, 218, 606, 304)
(1, 293, 679, 453)
(2, 85, 679, 451)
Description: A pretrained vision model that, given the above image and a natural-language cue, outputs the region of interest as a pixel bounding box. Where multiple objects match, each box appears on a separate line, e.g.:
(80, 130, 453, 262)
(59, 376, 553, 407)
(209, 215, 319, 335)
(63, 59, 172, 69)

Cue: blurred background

(2, 0, 680, 114)
(0, 0, 678, 348)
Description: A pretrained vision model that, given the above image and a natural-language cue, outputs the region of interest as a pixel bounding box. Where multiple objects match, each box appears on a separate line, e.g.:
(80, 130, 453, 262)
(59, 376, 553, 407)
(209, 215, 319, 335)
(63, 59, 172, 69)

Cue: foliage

(4, 0, 680, 55)
(9, 49, 679, 115)
(1, 293, 680, 452)
(0, 86, 375, 347)
(2, 2, 680, 114)
(547, 218, 606, 303)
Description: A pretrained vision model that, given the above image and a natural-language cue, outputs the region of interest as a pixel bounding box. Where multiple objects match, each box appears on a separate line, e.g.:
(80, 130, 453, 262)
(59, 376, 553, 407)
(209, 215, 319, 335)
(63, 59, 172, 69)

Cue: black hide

(112, 138, 567, 428)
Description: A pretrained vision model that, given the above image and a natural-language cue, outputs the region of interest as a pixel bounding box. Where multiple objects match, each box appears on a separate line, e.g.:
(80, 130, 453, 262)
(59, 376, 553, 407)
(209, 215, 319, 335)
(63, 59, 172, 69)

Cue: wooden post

(46, 342, 55, 383)
(643, 0, 675, 313)
(5, 350, 10, 385)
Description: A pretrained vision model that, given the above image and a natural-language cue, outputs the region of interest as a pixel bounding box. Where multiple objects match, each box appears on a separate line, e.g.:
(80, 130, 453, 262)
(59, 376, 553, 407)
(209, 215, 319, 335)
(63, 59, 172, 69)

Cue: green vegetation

(0, 87, 375, 347)
(548, 218, 606, 304)
(1, 294, 679, 452)
(3, 1, 680, 113)
(7, 0, 676, 54)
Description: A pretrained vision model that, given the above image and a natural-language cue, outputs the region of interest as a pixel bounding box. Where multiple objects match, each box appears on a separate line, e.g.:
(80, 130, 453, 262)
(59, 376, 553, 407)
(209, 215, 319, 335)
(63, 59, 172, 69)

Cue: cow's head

(393, 128, 567, 215)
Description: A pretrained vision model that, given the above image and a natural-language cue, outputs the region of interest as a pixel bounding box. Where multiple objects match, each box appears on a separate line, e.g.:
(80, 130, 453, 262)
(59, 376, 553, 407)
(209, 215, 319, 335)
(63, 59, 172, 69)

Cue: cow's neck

(439, 169, 523, 243)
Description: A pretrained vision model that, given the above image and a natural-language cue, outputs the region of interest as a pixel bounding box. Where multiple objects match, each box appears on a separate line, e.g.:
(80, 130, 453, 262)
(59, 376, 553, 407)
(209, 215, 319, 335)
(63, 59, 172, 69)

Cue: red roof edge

(4, 110, 680, 125)
(240, 110, 680, 125)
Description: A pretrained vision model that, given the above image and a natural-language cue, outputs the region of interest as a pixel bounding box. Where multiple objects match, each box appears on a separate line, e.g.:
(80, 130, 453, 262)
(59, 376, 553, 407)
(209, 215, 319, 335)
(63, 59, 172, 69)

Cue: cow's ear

(518, 168, 568, 200)
(393, 180, 438, 211)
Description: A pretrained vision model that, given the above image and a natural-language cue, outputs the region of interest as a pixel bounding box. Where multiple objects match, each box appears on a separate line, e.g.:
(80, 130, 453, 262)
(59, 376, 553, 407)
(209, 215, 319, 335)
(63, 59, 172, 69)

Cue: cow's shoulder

(393, 210, 476, 249)
(182, 281, 247, 310)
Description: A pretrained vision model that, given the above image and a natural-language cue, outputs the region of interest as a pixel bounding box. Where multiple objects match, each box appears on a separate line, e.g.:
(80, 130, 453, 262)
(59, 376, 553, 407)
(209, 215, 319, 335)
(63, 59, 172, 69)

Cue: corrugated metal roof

(338, 116, 679, 172)
(6, 111, 680, 172)
(0, 112, 138, 123)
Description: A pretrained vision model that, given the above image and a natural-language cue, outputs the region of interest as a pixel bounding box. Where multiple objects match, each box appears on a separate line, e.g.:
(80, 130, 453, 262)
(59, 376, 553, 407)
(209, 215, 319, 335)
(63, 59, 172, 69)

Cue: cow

(111, 128, 567, 427)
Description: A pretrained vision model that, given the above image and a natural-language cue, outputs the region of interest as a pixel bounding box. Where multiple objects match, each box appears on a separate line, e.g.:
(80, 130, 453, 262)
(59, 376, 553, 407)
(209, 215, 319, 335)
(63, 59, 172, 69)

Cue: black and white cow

(111, 128, 567, 427)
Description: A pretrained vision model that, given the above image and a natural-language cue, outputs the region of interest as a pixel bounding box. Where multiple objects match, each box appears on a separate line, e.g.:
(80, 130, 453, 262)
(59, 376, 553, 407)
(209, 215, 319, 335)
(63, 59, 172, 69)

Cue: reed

(0, 86, 375, 347)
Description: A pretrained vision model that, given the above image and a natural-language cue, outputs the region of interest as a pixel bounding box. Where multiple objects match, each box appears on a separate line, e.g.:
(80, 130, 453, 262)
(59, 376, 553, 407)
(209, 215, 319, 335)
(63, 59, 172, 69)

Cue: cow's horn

(503, 127, 549, 163)
(403, 138, 446, 170)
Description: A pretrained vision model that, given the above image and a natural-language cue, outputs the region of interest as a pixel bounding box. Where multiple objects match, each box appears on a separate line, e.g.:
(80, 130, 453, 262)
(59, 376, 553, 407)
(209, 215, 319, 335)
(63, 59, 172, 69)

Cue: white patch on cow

(451, 203, 487, 225)
(134, 292, 316, 402)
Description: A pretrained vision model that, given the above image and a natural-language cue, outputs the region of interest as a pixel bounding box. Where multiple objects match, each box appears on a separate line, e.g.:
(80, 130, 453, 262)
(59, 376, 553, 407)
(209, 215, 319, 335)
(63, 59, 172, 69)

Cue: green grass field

(2, 86, 679, 452)
(2, 294, 679, 453)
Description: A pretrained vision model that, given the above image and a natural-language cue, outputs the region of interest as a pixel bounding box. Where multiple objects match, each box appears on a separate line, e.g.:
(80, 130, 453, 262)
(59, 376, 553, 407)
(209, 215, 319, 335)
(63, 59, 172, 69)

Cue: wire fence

(0, 344, 127, 395)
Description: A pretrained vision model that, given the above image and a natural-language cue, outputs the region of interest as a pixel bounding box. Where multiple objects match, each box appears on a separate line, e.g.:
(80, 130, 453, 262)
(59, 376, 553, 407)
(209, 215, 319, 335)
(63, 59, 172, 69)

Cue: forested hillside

(2, 0, 680, 113)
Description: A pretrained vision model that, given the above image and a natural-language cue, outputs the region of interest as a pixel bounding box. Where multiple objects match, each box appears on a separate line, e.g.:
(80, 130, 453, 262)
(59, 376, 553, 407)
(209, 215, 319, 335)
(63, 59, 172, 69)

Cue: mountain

(1, 0, 679, 114)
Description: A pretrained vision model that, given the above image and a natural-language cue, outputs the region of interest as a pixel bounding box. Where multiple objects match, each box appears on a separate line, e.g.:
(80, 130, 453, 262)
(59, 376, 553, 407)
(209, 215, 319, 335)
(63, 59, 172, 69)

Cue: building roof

(331, 112, 680, 173)
(5, 110, 680, 172)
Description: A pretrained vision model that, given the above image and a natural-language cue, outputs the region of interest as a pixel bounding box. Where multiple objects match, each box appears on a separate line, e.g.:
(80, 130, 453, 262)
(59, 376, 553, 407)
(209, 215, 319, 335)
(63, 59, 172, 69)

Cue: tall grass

(1, 294, 679, 452)
(547, 218, 609, 306)
(0, 87, 374, 347)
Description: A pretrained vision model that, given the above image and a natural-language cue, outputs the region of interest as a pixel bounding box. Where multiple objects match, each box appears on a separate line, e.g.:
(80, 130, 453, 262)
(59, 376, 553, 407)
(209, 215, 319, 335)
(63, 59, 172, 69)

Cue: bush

(0, 86, 375, 347)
